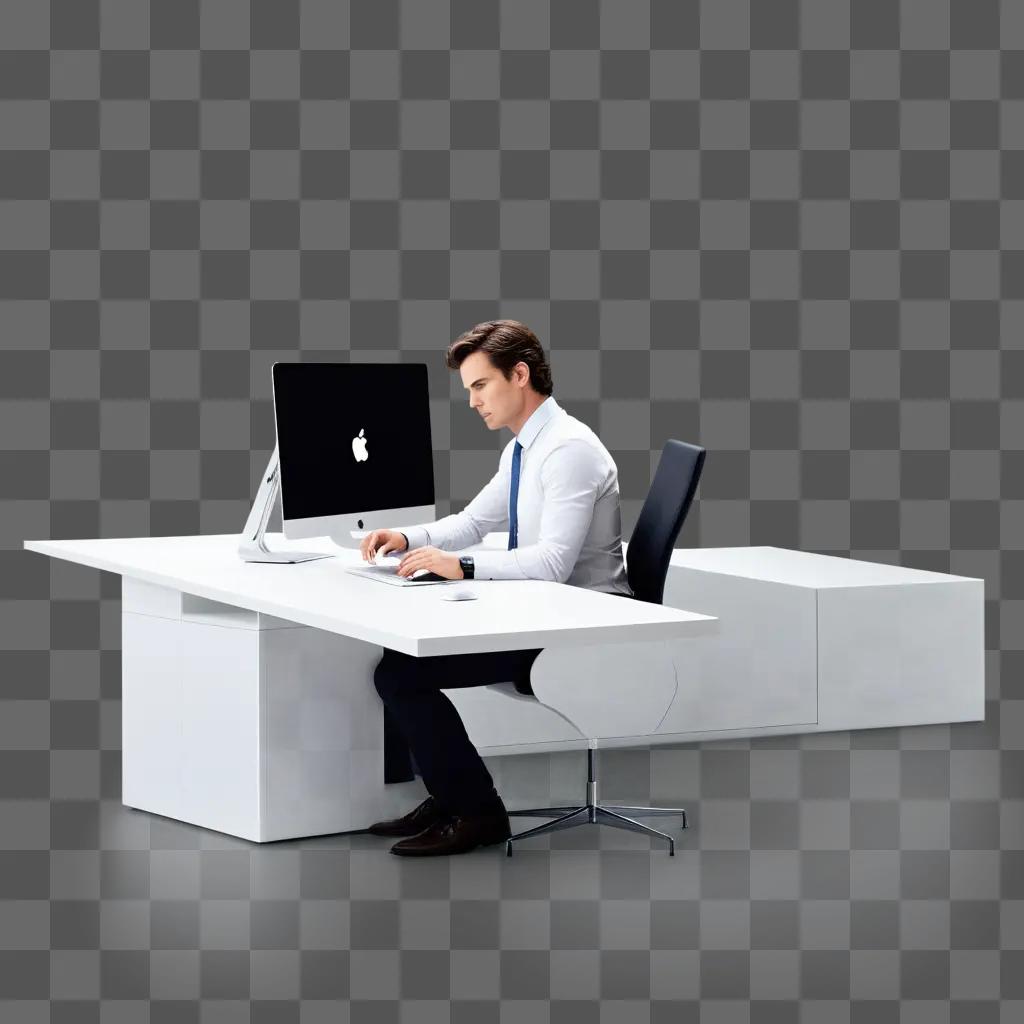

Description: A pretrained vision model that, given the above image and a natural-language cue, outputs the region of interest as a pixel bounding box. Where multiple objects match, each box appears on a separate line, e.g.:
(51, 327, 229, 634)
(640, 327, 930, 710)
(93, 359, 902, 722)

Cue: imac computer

(238, 362, 436, 563)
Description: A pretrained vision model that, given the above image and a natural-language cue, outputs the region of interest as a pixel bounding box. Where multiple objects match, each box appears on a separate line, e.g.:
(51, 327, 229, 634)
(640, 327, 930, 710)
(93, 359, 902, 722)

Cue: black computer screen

(272, 362, 435, 521)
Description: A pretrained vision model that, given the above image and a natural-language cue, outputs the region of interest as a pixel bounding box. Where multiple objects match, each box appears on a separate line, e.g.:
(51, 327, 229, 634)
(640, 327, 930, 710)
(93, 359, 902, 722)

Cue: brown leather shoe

(389, 809, 511, 857)
(366, 796, 445, 838)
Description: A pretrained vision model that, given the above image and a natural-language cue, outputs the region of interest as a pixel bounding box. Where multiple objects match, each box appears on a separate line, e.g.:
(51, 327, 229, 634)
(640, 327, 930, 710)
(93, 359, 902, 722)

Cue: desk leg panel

(121, 611, 185, 824)
(122, 605, 427, 842)
(122, 611, 263, 839)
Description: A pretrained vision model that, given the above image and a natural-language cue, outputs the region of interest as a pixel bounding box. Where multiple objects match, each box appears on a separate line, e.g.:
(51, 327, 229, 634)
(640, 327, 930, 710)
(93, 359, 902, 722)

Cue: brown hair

(445, 320, 554, 397)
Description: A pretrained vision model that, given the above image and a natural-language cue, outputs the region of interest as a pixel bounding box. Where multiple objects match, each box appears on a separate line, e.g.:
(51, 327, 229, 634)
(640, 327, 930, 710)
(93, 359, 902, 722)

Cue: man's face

(460, 350, 526, 431)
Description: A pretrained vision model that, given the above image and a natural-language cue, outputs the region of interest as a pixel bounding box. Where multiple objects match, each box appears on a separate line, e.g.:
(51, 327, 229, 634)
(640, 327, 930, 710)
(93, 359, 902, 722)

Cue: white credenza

(650, 546, 984, 743)
(452, 546, 985, 760)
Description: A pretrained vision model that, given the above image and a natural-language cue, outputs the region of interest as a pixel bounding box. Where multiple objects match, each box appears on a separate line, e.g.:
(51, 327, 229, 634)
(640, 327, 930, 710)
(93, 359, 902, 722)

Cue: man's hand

(396, 546, 464, 580)
(360, 529, 409, 562)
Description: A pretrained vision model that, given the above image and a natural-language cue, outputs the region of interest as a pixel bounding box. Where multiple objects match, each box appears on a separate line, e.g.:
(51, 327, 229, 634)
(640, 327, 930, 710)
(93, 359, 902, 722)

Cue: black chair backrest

(625, 440, 706, 605)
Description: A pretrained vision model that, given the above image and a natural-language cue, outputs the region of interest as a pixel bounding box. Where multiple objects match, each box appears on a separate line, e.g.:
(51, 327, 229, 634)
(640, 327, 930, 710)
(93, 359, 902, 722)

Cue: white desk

(24, 535, 983, 844)
(24, 532, 716, 842)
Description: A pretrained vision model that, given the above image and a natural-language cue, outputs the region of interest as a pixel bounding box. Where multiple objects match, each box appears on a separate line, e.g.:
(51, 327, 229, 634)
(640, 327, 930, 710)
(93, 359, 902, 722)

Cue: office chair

(505, 439, 707, 856)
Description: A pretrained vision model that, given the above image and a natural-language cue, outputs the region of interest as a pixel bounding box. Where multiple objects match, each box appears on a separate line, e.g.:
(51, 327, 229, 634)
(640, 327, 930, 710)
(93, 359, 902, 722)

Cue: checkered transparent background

(2, 0, 1023, 1018)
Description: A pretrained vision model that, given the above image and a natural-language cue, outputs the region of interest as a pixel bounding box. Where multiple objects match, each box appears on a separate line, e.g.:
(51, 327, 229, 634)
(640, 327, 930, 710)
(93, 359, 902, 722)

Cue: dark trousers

(374, 646, 544, 818)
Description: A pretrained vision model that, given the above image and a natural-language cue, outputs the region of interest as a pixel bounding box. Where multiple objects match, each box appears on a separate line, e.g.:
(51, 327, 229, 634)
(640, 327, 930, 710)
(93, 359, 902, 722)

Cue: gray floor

(2, 715, 1013, 1017)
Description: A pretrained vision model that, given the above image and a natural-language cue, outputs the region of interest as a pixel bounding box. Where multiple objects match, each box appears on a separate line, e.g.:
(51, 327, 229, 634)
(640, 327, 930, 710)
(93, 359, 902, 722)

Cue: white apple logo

(352, 428, 369, 462)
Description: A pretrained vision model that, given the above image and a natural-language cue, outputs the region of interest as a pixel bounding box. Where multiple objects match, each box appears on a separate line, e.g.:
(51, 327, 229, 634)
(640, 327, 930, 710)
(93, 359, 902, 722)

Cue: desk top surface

(25, 533, 716, 657)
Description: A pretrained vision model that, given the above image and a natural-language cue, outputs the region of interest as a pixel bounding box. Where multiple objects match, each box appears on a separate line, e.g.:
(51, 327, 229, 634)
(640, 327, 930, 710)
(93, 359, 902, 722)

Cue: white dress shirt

(401, 396, 633, 596)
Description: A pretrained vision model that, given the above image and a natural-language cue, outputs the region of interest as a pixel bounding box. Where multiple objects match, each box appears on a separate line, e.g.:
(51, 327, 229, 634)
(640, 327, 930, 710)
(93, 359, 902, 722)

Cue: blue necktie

(508, 440, 522, 550)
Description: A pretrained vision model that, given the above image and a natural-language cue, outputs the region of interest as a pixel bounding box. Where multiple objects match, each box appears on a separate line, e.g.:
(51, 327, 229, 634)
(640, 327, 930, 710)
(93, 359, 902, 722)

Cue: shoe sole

(367, 826, 436, 838)
(389, 832, 511, 857)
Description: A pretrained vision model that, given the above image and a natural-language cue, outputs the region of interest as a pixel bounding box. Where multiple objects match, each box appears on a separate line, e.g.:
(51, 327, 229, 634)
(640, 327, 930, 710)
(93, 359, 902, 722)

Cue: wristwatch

(459, 555, 475, 580)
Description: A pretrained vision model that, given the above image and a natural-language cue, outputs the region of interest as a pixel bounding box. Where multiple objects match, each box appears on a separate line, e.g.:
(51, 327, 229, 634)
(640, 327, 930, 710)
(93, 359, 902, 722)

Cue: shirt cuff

(400, 525, 431, 551)
(470, 548, 526, 581)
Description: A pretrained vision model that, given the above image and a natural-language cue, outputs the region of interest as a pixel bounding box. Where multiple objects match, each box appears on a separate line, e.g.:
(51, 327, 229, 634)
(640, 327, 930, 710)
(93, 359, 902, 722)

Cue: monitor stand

(237, 447, 334, 564)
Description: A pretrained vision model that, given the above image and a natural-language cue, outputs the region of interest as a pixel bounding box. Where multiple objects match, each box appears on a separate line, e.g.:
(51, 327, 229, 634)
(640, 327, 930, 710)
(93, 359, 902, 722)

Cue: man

(361, 320, 632, 856)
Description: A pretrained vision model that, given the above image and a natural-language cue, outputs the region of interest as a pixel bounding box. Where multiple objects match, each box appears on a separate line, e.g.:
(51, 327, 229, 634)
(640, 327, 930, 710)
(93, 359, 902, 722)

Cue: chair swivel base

(506, 803, 686, 856)
(504, 749, 687, 857)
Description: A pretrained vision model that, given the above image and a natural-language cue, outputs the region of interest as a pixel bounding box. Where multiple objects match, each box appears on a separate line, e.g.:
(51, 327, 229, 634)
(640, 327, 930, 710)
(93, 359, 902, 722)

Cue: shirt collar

(514, 395, 561, 451)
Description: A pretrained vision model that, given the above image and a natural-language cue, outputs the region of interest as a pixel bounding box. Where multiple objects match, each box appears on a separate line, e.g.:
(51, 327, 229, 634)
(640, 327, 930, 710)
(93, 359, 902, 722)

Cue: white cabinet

(651, 547, 984, 745)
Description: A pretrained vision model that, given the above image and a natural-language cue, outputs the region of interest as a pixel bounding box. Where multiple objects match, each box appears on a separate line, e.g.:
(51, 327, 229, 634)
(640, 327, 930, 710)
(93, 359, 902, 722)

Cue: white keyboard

(345, 563, 453, 587)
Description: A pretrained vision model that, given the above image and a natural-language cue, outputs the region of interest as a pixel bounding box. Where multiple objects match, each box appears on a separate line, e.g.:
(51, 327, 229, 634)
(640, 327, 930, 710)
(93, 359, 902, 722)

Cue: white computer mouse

(441, 587, 478, 601)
